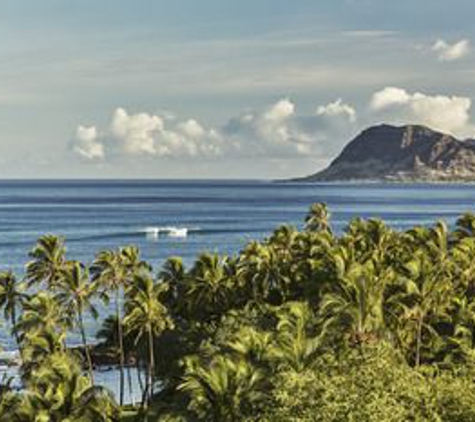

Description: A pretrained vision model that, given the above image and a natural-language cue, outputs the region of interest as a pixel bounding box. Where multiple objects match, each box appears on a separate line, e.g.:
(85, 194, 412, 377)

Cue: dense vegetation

(2, 204, 475, 420)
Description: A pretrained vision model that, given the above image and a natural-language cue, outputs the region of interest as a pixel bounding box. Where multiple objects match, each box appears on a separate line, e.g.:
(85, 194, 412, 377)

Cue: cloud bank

(72, 99, 357, 161)
(72, 87, 475, 167)
(370, 87, 474, 136)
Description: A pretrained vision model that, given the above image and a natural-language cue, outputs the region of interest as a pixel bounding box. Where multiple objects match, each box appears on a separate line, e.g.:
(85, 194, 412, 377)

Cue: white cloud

(106, 109, 223, 159)
(316, 98, 356, 122)
(223, 99, 312, 156)
(370, 87, 411, 110)
(110, 108, 163, 155)
(73, 125, 104, 160)
(72, 99, 356, 162)
(264, 99, 295, 121)
(432, 39, 471, 62)
(370, 87, 474, 136)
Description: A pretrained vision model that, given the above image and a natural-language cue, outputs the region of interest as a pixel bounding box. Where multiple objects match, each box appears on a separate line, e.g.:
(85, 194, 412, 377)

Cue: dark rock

(298, 124, 475, 182)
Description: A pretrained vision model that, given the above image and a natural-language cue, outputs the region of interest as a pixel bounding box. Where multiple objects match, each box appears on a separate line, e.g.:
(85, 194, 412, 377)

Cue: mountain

(299, 124, 475, 182)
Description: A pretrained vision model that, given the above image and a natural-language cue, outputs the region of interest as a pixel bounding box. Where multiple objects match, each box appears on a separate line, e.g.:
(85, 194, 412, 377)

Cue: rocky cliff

(300, 124, 475, 182)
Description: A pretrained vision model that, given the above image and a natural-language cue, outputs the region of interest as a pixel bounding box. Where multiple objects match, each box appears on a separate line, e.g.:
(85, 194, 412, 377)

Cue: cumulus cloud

(316, 98, 356, 122)
(370, 87, 411, 110)
(110, 108, 163, 155)
(370, 87, 474, 136)
(73, 125, 104, 160)
(223, 99, 313, 156)
(432, 39, 471, 61)
(72, 99, 357, 161)
(75, 108, 223, 160)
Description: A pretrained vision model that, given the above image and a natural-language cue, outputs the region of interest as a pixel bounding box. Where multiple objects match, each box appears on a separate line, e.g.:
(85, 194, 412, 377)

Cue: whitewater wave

(143, 226, 198, 239)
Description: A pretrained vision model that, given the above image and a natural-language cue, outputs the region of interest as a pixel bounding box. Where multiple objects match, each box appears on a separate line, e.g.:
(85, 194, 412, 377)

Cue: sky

(1, 0, 475, 179)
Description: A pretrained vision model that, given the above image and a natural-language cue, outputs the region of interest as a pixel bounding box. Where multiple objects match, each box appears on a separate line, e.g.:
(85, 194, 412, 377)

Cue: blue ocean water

(2, 180, 475, 276)
(1, 179, 475, 399)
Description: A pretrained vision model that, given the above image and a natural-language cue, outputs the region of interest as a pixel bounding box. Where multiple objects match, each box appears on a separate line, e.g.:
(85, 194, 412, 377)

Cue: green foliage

(179, 354, 267, 422)
(2, 352, 120, 421)
(4, 205, 475, 421)
(263, 345, 475, 422)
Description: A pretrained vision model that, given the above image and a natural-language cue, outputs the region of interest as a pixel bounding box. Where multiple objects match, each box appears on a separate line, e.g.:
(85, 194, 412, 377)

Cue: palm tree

(305, 203, 331, 232)
(319, 249, 387, 347)
(16, 291, 70, 341)
(179, 355, 266, 422)
(25, 234, 66, 289)
(270, 302, 321, 372)
(238, 243, 289, 304)
(159, 257, 187, 316)
(91, 247, 145, 406)
(186, 253, 236, 320)
(7, 352, 119, 422)
(455, 213, 475, 240)
(0, 271, 27, 359)
(55, 260, 98, 383)
(397, 254, 452, 366)
(16, 292, 71, 377)
(123, 271, 173, 411)
(225, 326, 273, 369)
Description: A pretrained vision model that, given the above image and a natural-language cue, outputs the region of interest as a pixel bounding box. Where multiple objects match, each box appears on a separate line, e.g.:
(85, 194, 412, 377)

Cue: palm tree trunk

(140, 327, 155, 420)
(11, 307, 23, 362)
(78, 310, 94, 384)
(116, 289, 125, 407)
(126, 361, 134, 406)
(415, 313, 423, 367)
(148, 328, 155, 405)
(137, 356, 145, 397)
(140, 328, 156, 418)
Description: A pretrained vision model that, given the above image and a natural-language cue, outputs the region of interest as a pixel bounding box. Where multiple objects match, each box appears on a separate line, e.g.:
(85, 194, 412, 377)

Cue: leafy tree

(123, 271, 173, 411)
(91, 246, 146, 406)
(179, 355, 266, 422)
(0, 270, 27, 358)
(4, 352, 120, 422)
(55, 260, 98, 383)
(25, 234, 66, 289)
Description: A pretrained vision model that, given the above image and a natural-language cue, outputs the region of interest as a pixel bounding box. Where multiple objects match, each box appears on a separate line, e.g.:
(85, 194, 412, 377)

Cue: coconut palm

(0, 271, 27, 358)
(270, 302, 321, 372)
(16, 292, 70, 378)
(186, 253, 236, 320)
(304, 203, 331, 233)
(91, 246, 146, 406)
(123, 271, 173, 411)
(239, 243, 289, 304)
(455, 213, 475, 240)
(392, 252, 452, 366)
(159, 257, 187, 316)
(179, 355, 266, 422)
(319, 250, 387, 347)
(6, 352, 119, 422)
(55, 260, 98, 383)
(25, 234, 67, 289)
(225, 326, 273, 368)
(16, 291, 70, 341)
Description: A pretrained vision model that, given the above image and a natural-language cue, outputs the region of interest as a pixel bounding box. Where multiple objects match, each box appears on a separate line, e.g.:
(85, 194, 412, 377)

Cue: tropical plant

(55, 260, 98, 383)
(25, 234, 66, 288)
(179, 355, 267, 422)
(0, 270, 27, 358)
(4, 352, 120, 422)
(91, 246, 146, 406)
(123, 271, 173, 411)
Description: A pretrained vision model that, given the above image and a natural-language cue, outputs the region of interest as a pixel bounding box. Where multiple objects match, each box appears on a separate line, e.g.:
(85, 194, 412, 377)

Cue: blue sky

(1, 0, 475, 178)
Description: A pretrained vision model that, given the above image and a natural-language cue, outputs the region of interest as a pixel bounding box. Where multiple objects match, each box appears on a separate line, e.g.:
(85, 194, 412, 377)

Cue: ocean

(1, 179, 475, 401)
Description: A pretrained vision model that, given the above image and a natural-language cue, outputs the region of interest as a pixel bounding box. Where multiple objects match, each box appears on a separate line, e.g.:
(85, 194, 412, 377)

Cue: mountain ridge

(298, 124, 475, 182)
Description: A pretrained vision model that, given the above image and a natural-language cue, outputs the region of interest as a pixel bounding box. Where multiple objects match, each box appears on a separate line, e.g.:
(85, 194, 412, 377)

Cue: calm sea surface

(1, 180, 475, 400)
